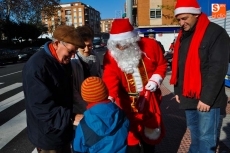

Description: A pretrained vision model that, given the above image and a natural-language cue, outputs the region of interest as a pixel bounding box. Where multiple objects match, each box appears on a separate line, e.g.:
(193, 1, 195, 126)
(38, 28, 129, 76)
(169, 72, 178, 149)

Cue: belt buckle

(129, 92, 139, 98)
(129, 92, 140, 113)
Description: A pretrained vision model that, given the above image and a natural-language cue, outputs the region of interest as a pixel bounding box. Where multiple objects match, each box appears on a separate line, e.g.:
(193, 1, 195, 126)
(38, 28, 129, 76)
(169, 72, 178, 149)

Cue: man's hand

(73, 114, 84, 126)
(145, 81, 158, 92)
(197, 100, 210, 112)
(175, 95, 180, 103)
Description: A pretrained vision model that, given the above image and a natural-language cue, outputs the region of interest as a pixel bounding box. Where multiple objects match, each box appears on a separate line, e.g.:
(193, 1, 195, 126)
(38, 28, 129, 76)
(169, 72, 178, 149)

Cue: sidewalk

(155, 70, 230, 153)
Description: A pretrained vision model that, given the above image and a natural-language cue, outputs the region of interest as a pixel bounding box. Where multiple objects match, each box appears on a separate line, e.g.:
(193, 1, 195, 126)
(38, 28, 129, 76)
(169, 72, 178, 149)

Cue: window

(150, 9, 161, 18)
(66, 21, 72, 26)
(65, 17, 70, 22)
(133, 0, 137, 5)
(65, 10, 71, 15)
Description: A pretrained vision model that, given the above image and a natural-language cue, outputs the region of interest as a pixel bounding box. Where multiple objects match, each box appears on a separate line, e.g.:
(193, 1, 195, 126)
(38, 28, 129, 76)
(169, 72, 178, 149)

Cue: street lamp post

(115, 10, 122, 18)
(126, 0, 133, 25)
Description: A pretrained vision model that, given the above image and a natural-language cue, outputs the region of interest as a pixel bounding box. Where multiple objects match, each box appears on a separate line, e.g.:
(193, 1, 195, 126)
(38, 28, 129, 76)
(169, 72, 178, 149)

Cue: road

(93, 47, 107, 66)
(0, 62, 36, 153)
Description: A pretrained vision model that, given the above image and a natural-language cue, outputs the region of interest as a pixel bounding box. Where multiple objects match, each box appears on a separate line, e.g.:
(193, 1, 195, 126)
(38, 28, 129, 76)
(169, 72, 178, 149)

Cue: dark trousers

(36, 144, 72, 153)
(127, 141, 155, 153)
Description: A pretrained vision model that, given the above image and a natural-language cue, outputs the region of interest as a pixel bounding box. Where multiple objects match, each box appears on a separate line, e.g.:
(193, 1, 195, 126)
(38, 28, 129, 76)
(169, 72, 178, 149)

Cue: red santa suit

(103, 34, 167, 146)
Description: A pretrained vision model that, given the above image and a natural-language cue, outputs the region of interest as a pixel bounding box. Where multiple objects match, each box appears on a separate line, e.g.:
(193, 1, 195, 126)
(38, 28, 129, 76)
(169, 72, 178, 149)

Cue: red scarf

(49, 43, 61, 63)
(170, 13, 210, 99)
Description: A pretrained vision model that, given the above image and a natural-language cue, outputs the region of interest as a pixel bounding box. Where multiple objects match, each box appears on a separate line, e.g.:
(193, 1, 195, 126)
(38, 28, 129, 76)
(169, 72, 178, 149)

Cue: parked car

(0, 48, 18, 65)
(18, 47, 40, 61)
(164, 51, 173, 68)
(93, 37, 106, 49)
(225, 64, 230, 87)
(100, 32, 109, 46)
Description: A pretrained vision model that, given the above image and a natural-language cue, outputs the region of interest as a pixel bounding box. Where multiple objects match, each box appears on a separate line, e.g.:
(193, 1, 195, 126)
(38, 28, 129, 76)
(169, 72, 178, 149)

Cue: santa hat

(109, 18, 137, 41)
(174, 0, 201, 16)
(81, 77, 108, 103)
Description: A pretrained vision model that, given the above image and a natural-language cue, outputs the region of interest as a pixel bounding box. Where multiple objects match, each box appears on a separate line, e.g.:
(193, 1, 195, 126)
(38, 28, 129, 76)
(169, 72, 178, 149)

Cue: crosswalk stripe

(0, 92, 24, 112)
(32, 148, 38, 153)
(0, 83, 22, 95)
(0, 110, 26, 149)
(0, 71, 22, 78)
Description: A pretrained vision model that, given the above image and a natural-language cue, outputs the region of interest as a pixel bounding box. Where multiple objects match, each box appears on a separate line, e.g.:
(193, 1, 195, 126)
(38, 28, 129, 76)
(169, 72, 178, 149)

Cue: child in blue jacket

(73, 77, 129, 153)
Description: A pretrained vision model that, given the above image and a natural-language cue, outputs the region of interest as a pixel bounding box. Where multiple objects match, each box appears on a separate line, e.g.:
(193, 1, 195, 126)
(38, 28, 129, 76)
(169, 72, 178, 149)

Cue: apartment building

(42, 2, 101, 34)
(136, 0, 176, 26)
(100, 19, 113, 33)
(128, 0, 180, 50)
(126, 0, 180, 32)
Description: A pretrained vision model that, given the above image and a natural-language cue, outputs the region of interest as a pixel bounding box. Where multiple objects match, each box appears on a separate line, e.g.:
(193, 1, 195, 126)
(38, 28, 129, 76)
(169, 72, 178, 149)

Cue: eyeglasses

(60, 41, 76, 54)
(78, 44, 93, 52)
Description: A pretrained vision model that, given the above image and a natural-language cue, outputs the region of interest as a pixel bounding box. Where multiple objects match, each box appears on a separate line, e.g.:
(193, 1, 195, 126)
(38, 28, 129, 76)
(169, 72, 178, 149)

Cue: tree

(47, 16, 66, 34)
(0, 0, 60, 41)
(0, 0, 61, 24)
(0, 20, 47, 41)
(18, 22, 41, 40)
(158, 0, 178, 25)
(28, 0, 61, 24)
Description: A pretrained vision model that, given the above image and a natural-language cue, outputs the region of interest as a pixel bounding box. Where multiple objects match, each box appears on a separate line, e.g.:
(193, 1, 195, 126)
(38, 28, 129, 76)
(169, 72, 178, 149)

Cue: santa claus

(102, 18, 167, 153)
(103, 19, 167, 153)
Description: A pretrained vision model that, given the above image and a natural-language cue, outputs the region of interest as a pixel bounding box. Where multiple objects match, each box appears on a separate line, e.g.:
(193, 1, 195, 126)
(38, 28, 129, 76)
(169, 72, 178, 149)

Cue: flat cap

(53, 25, 85, 48)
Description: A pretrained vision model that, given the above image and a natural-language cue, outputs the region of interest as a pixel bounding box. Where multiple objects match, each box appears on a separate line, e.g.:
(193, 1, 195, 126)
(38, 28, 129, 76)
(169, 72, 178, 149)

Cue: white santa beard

(110, 43, 142, 74)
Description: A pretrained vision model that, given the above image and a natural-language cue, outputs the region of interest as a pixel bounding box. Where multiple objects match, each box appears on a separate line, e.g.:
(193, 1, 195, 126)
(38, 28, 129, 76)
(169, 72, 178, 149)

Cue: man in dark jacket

(170, 0, 230, 153)
(22, 25, 85, 153)
(71, 25, 102, 118)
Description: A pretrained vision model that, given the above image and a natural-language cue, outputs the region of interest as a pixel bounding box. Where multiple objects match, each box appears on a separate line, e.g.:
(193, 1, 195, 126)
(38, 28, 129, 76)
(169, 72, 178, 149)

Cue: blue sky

(60, 0, 126, 19)
(60, 0, 230, 19)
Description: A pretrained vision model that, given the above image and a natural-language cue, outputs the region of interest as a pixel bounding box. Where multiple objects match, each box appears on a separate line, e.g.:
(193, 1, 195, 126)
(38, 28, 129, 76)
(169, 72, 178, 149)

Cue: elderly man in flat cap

(23, 25, 85, 153)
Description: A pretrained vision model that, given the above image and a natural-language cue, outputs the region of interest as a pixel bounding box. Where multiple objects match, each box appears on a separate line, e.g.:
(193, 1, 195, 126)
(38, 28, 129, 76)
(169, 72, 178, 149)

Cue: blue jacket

(73, 102, 129, 153)
(23, 42, 73, 149)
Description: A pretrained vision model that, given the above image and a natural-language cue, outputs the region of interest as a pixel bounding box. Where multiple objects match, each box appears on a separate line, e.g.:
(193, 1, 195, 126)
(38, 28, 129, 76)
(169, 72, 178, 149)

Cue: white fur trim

(144, 127, 161, 140)
(174, 7, 201, 16)
(149, 74, 163, 87)
(110, 30, 138, 41)
(132, 68, 143, 92)
(108, 96, 115, 102)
